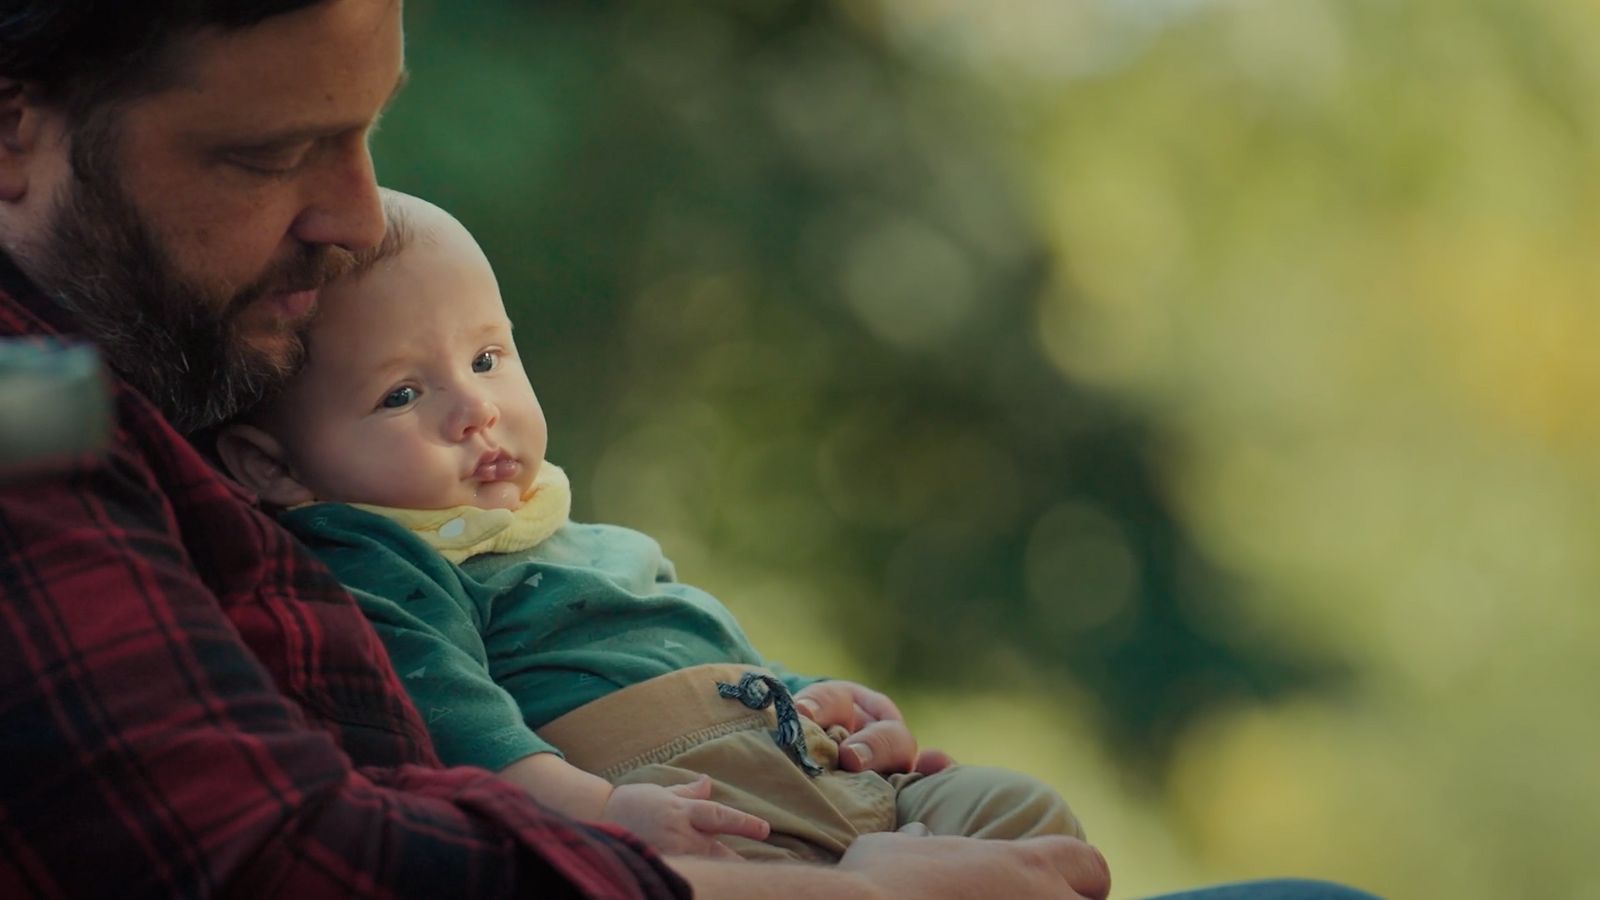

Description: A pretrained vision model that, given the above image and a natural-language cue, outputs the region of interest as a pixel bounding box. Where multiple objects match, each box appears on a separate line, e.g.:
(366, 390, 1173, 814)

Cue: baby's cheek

(374, 447, 436, 500)
(331, 433, 414, 504)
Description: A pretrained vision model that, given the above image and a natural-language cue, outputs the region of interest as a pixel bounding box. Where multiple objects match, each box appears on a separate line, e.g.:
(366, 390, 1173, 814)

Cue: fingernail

(796, 699, 819, 718)
(846, 742, 872, 765)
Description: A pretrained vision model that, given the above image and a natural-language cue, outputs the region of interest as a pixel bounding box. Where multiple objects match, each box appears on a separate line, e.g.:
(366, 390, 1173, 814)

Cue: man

(0, 2, 1368, 898)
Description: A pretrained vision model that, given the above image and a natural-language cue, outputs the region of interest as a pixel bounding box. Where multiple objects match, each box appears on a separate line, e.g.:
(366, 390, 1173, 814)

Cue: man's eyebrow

(217, 68, 411, 149)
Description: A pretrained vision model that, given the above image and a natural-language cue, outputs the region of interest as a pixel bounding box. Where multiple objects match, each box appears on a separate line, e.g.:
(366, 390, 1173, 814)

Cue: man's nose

(447, 391, 499, 442)
(288, 138, 385, 253)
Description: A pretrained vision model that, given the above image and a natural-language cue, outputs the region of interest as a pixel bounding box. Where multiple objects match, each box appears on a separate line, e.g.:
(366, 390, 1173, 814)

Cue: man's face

(265, 217, 548, 512)
(21, 0, 405, 432)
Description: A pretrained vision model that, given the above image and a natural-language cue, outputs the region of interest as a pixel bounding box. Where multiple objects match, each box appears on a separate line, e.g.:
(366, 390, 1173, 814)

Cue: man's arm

(671, 832, 1113, 900)
(0, 451, 684, 899)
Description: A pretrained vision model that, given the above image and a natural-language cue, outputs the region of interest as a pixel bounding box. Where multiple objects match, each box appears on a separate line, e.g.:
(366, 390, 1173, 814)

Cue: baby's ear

(216, 424, 315, 508)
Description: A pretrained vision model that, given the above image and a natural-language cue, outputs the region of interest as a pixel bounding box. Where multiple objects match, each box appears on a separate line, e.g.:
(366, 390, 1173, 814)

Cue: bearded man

(0, 3, 1372, 900)
(0, 3, 1114, 896)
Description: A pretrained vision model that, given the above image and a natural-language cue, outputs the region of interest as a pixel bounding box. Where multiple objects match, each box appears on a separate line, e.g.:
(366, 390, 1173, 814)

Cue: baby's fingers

(665, 773, 715, 800)
(687, 799, 771, 841)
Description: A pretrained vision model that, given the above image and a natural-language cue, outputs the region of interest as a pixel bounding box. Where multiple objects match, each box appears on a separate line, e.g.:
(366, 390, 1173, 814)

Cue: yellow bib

(347, 462, 572, 564)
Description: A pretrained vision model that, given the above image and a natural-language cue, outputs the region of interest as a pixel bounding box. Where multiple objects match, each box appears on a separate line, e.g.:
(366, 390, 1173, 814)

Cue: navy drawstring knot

(716, 671, 824, 777)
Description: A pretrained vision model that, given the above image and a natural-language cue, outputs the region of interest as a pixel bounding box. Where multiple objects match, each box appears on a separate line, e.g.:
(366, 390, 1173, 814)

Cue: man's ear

(216, 424, 316, 508)
(0, 78, 50, 203)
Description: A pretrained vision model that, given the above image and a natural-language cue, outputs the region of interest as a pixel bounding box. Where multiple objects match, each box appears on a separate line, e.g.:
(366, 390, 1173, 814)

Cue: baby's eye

(472, 350, 498, 374)
(380, 385, 418, 409)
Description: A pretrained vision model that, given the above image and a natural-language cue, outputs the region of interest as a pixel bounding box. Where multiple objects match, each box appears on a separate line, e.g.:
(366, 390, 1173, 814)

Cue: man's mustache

(224, 244, 360, 317)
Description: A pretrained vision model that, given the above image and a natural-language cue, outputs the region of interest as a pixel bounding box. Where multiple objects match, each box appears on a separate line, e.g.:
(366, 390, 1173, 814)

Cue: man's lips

(270, 289, 318, 319)
(472, 450, 520, 482)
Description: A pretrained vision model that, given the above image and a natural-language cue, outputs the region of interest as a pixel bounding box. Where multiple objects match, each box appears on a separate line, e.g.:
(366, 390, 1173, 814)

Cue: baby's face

(266, 226, 547, 511)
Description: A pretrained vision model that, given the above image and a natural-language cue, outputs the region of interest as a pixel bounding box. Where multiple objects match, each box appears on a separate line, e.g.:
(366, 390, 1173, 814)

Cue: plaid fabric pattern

(0, 254, 687, 900)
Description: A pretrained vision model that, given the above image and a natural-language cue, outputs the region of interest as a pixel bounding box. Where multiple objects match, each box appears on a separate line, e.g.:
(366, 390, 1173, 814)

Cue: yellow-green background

(378, 2, 1600, 897)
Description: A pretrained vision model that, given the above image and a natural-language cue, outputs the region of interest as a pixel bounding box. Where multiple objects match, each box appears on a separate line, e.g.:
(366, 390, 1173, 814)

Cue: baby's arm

(317, 527, 770, 855)
(495, 752, 610, 817)
(498, 753, 770, 858)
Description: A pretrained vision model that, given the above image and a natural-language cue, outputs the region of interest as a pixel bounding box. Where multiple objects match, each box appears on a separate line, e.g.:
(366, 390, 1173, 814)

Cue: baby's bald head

(217, 190, 548, 513)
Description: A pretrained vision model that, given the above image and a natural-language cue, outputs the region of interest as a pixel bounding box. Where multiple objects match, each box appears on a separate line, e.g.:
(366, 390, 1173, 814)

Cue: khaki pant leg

(615, 717, 897, 863)
(890, 765, 1086, 840)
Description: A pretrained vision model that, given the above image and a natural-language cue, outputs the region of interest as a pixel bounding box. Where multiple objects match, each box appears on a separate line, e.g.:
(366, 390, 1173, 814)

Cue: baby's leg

(542, 664, 900, 863)
(890, 765, 1085, 840)
(616, 735, 897, 865)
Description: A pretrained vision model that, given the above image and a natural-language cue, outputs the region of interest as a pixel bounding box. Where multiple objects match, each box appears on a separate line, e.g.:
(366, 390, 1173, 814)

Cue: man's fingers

(850, 686, 902, 724)
(912, 748, 956, 775)
(795, 682, 927, 774)
(1027, 837, 1112, 900)
(705, 840, 741, 860)
(836, 832, 1111, 900)
(795, 682, 905, 729)
(896, 822, 931, 837)
(687, 800, 772, 841)
(837, 719, 918, 775)
(793, 682, 857, 729)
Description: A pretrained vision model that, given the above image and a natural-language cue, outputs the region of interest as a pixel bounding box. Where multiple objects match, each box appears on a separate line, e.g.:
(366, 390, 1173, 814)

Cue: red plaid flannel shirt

(0, 254, 688, 899)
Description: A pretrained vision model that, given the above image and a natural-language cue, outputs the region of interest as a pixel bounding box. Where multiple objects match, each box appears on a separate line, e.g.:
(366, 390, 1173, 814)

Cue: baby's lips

(473, 456, 521, 481)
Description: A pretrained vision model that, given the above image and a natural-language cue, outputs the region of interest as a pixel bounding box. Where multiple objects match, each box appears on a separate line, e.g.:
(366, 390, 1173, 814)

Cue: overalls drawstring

(715, 671, 824, 777)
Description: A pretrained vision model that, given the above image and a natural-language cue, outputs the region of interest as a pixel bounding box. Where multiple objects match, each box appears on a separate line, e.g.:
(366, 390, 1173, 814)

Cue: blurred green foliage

(378, 1, 1600, 897)
(379, 0, 1338, 775)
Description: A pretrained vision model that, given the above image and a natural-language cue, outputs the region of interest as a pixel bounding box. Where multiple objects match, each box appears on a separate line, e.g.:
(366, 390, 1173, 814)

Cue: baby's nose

(450, 393, 498, 440)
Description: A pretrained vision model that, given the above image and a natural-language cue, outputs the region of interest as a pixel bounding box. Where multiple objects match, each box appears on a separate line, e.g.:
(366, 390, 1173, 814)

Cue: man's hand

(669, 831, 1113, 899)
(838, 832, 1111, 900)
(793, 680, 954, 776)
(602, 775, 771, 858)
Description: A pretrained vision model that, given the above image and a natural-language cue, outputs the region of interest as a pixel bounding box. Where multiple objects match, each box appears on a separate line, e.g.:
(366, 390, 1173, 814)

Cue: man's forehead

(186, 68, 408, 145)
(145, 0, 406, 138)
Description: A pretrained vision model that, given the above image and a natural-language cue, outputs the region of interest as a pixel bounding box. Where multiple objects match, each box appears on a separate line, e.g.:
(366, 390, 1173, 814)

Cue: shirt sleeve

(0, 449, 685, 900)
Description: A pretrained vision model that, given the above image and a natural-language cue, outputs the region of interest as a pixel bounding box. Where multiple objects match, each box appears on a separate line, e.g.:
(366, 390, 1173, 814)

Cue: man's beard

(30, 151, 356, 435)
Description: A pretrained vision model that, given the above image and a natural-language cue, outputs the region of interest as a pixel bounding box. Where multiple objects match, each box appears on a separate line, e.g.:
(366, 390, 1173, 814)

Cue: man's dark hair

(0, 1, 329, 125)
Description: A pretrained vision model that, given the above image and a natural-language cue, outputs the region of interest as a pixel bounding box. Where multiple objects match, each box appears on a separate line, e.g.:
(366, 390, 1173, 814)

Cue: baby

(219, 190, 1081, 861)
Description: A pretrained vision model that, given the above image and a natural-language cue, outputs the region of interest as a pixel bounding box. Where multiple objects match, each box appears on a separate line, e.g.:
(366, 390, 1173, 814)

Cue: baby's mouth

(472, 450, 521, 482)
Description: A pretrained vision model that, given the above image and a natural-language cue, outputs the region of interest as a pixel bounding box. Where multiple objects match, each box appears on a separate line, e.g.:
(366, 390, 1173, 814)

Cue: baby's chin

(472, 480, 527, 511)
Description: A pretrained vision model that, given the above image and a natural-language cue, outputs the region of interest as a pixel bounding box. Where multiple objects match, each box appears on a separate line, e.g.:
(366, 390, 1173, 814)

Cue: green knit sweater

(281, 502, 820, 772)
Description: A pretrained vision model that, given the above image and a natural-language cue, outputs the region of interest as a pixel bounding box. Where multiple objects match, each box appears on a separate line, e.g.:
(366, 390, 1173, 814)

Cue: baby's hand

(601, 774, 770, 858)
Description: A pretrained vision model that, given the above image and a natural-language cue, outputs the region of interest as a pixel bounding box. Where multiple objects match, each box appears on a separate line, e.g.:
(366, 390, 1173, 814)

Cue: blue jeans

(1147, 879, 1382, 900)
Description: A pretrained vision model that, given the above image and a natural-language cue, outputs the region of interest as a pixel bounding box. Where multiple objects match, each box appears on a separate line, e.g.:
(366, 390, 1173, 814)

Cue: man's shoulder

(0, 279, 305, 610)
